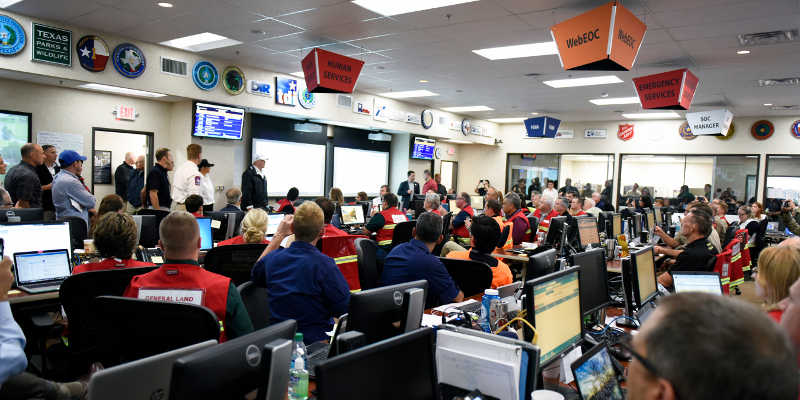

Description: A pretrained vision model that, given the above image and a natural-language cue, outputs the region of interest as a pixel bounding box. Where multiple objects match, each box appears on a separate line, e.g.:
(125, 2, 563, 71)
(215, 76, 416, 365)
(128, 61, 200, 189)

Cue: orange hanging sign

(301, 48, 365, 93)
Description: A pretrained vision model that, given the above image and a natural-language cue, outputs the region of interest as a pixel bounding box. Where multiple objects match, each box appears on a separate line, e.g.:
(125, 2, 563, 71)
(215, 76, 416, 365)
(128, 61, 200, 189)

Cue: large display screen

(411, 137, 435, 160)
(333, 147, 389, 197)
(0, 110, 32, 177)
(252, 139, 326, 197)
(192, 102, 245, 140)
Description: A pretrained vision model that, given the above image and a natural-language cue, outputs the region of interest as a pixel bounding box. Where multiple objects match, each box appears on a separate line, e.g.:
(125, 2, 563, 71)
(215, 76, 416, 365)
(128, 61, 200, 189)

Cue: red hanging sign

(301, 48, 365, 93)
(618, 124, 634, 141)
(632, 68, 699, 110)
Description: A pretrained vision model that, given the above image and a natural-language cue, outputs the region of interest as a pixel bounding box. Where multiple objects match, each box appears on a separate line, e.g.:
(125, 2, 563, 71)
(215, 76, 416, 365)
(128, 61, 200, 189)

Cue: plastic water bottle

(289, 333, 309, 400)
(479, 289, 500, 333)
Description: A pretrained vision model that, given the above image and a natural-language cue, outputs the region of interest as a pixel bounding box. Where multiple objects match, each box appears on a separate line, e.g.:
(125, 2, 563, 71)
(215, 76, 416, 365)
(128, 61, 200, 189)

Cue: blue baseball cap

(59, 150, 87, 167)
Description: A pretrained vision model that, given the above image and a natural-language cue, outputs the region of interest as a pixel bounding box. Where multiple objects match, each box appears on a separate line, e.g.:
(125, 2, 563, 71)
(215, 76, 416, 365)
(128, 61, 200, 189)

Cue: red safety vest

(426, 208, 442, 216)
(72, 258, 155, 275)
(453, 206, 475, 241)
(276, 198, 293, 213)
(376, 207, 407, 246)
(533, 209, 559, 236)
(734, 229, 752, 273)
(507, 209, 532, 243)
(492, 216, 514, 251)
(124, 263, 231, 342)
(724, 238, 745, 288)
(713, 250, 732, 295)
(323, 224, 348, 237)
(321, 234, 364, 291)
(217, 235, 270, 246)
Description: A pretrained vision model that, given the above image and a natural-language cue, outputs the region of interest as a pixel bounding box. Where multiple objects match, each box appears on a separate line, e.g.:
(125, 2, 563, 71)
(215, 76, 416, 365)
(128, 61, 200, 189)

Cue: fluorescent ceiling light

(419, 80, 429, 83)
(444, 139, 473, 144)
(543, 75, 623, 88)
(379, 90, 438, 99)
(160, 32, 242, 52)
(441, 105, 493, 112)
(589, 96, 641, 105)
(473, 41, 558, 60)
(290, 71, 305, 78)
(0, 0, 24, 7)
(488, 117, 526, 123)
(78, 83, 166, 98)
(352, 0, 478, 16)
(622, 111, 681, 119)
(157, 2, 173, 7)
(530, 112, 539, 115)
(763, 103, 773, 106)
(737, 50, 750, 55)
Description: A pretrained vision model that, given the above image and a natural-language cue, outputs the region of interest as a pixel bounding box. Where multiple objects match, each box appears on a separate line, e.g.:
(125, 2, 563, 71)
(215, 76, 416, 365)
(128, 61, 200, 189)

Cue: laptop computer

(571, 344, 626, 400)
(88, 340, 217, 400)
(307, 314, 348, 378)
(672, 271, 723, 295)
(13, 249, 72, 294)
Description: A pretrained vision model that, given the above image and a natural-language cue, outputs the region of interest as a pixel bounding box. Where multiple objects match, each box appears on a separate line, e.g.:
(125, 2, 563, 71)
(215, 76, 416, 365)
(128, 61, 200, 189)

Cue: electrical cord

(493, 310, 539, 345)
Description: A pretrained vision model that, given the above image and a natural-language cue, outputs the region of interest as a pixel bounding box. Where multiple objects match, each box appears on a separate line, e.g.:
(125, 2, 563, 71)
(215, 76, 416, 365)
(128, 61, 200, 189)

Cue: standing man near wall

(145, 148, 174, 211)
(4, 143, 44, 209)
(114, 152, 135, 209)
(397, 170, 419, 211)
(35, 145, 59, 220)
(53, 150, 96, 228)
(242, 154, 268, 211)
(126, 155, 145, 214)
(172, 144, 203, 211)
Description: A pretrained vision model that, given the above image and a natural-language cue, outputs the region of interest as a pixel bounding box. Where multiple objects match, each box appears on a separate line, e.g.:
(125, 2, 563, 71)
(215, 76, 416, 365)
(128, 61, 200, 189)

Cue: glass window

(766, 155, 800, 210)
(559, 154, 614, 196)
(506, 154, 559, 198)
(506, 154, 614, 201)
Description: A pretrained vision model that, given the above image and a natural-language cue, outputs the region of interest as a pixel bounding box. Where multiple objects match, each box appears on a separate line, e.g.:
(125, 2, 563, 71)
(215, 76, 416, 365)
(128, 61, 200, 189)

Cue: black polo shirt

(4, 161, 41, 208)
(145, 164, 171, 208)
(673, 237, 718, 272)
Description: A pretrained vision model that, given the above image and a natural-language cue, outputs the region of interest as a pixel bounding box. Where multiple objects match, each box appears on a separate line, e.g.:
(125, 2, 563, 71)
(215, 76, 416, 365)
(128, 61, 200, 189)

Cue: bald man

(123, 211, 253, 341)
(114, 152, 135, 207)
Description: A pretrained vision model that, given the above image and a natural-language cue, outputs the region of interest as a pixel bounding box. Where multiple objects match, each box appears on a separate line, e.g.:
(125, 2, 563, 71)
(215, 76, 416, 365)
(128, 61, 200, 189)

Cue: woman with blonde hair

(329, 187, 344, 205)
(755, 245, 800, 322)
(217, 208, 270, 246)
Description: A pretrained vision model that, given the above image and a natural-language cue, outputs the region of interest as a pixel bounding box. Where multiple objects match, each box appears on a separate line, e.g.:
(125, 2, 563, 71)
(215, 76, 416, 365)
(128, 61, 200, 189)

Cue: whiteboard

(37, 131, 84, 155)
(333, 147, 389, 197)
(253, 139, 325, 197)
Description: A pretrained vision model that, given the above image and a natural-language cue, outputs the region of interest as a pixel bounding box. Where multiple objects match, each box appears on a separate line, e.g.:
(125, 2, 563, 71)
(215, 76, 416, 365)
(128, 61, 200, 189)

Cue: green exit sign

(31, 22, 71, 67)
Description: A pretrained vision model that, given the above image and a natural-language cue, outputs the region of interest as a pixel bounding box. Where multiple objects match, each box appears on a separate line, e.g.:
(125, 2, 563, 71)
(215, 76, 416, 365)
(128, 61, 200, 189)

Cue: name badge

(391, 214, 407, 224)
(138, 288, 204, 306)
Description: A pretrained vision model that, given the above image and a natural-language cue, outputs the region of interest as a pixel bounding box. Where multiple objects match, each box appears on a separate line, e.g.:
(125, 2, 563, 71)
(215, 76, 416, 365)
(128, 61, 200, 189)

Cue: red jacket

(324, 224, 347, 237)
(72, 258, 155, 275)
(124, 263, 231, 341)
(320, 233, 364, 291)
(376, 207, 407, 246)
(422, 179, 438, 195)
(276, 198, 293, 213)
(453, 205, 475, 239)
(217, 235, 270, 246)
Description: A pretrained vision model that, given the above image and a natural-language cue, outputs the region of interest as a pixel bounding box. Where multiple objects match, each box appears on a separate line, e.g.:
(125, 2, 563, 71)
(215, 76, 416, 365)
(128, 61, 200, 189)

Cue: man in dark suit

(242, 155, 268, 211)
(114, 152, 135, 207)
(397, 170, 419, 211)
(35, 145, 60, 220)
(221, 187, 244, 214)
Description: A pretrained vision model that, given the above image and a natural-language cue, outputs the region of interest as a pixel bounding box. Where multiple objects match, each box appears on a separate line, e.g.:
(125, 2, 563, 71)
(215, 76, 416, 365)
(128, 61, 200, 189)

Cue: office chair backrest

(441, 212, 453, 235)
(391, 220, 416, 248)
(92, 295, 220, 366)
(203, 243, 268, 286)
(438, 257, 493, 297)
(237, 281, 270, 330)
(527, 216, 539, 241)
(60, 266, 158, 357)
(61, 216, 88, 250)
(355, 238, 380, 290)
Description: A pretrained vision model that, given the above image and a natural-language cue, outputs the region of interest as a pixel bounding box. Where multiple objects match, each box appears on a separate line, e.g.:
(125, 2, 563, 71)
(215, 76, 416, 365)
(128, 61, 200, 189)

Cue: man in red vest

(533, 196, 560, 238)
(124, 211, 254, 342)
(504, 192, 532, 245)
(365, 193, 407, 259)
(452, 192, 474, 246)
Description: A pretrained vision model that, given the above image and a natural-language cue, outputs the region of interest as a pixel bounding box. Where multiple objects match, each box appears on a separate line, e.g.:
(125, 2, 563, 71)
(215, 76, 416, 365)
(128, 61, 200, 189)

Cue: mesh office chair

(61, 216, 88, 250)
(355, 238, 380, 290)
(203, 243, 268, 286)
(92, 296, 220, 366)
(237, 281, 270, 330)
(527, 216, 539, 242)
(438, 257, 493, 297)
(59, 266, 158, 359)
(391, 220, 416, 249)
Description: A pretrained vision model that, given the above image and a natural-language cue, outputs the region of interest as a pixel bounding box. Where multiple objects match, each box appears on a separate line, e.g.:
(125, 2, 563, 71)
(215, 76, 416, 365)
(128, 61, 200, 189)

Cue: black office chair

(527, 216, 539, 238)
(498, 225, 511, 248)
(438, 257, 493, 298)
(59, 266, 158, 360)
(355, 238, 380, 290)
(92, 296, 220, 366)
(203, 243, 268, 286)
(60, 216, 88, 250)
(237, 281, 270, 330)
(441, 212, 453, 234)
(391, 220, 416, 248)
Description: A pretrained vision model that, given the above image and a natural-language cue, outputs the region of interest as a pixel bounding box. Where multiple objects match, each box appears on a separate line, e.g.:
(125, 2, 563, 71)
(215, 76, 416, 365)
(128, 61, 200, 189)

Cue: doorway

(440, 160, 458, 193)
(91, 128, 154, 199)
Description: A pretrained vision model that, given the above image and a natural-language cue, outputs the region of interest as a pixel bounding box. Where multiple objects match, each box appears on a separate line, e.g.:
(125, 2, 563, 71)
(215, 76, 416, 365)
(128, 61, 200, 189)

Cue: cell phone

(0, 237, 3, 259)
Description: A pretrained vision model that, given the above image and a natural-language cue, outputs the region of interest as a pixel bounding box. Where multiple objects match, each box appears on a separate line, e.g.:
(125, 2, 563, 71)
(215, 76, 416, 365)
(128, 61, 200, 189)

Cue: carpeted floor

(735, 281, 763, 307)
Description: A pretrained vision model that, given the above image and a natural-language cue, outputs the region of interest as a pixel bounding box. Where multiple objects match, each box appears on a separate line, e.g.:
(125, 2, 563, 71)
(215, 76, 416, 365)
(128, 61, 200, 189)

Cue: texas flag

(77, 37, 109, 72)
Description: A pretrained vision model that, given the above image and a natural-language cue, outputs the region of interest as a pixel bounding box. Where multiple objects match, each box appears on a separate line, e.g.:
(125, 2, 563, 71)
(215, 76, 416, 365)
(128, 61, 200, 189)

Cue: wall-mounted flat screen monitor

(411, 137, 435, 160)
(192, 102, 245, 140)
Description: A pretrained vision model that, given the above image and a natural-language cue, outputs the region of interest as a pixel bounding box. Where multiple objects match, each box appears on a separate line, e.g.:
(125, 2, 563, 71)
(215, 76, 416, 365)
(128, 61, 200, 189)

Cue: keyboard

(306, 341, 330, 378)
(456, 301, 482, 314)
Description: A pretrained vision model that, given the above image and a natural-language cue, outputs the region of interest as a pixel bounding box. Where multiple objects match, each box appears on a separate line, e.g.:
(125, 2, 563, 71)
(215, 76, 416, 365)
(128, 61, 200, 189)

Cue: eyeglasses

(618, 334, 661, 378)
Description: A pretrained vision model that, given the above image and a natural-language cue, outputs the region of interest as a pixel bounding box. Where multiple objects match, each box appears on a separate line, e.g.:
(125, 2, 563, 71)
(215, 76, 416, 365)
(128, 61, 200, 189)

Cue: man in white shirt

(171, 144, 203, 211)
(198, 159, 215, 213)
(542, 180, 558, 202)
(583, 198, 602, 219)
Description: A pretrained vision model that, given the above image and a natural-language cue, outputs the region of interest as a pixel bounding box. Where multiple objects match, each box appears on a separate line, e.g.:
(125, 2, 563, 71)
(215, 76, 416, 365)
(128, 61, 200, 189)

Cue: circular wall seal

(222, 65, 245, 95)
(192, 61, 219, 91)
(791, 120, 800, 139)
(751, 120, 774, 140)
(0, 14, 26, 56)
(421, 109, 434, 129)
(679, 122, 696, 140)
(461, 119, 471, 136)
(715, 122, 735, 140)
(112, 43, 146, 78)
(298, 85, 317, 109)
(76, 35, 109, 72)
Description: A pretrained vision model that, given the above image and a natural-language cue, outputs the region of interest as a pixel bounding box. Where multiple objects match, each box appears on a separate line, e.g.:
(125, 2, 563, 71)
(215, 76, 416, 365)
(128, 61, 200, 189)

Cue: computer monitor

(612, 213, 622, 237)
(577, 216, 600, 250)
(205, 211, 243, 242)
(0, 222, 73, 264)
(672, 271, 723, 295)
(523, 267, 583, 367)
(645, 210, 655, 233)
(266, 213, 285, 236)
(348, 280, 429, 344)
(0, 208, 44, 222)
(470, 195, 485, 210)
(357, 201, 372, 220)
(448, 200, 460, 215)
(195, 217, 213, 250)
(88, 340, 217, 400)
(132, 214, 158, 248)
(544, 216, 566, 248)
(570, 344, 624, 400)
(631, 246, 658, 308)
(340, 205, 365, 225)
(631, 213, 643, 239)
(315, 328, 439, 400)
(528, 248, 558, 279)
(654, 207, 663, 226)
(571, 248, 610, 315)
(170, 320, 297, 400)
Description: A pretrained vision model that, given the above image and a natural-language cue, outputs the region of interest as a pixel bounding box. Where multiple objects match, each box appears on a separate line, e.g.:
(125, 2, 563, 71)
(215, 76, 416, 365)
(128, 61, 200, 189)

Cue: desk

(493, 249, 530, 263)
(8, 289, 59, 304)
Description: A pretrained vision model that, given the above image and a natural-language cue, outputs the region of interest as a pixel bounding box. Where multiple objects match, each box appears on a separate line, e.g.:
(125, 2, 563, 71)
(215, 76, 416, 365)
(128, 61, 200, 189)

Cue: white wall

(93, 130, 148, 200)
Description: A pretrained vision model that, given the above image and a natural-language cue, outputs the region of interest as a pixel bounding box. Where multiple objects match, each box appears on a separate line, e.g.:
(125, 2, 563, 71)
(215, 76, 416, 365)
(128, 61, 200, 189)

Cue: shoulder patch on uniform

(194, 176, 201, 185)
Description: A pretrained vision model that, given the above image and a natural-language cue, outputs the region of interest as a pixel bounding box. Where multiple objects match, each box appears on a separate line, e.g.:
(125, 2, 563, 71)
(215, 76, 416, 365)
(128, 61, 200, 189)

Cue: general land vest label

(32, 23, 71, 66)
(138, 289, 204, 306)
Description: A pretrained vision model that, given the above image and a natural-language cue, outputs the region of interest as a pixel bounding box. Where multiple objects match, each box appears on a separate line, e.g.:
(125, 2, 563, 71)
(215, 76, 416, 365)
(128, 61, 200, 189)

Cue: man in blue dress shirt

(381, 212, 464, 308)
(251, 202, 351, 344)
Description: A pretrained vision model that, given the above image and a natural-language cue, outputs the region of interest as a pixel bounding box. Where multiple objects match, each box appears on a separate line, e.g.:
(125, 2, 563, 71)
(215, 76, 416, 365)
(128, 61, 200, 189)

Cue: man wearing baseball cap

(241, 154, 268, 211)
(52, 150, 96, 227)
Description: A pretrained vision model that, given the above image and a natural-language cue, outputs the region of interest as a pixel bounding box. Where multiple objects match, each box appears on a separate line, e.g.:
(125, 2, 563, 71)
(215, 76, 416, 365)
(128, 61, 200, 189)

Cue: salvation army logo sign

(617, 124, 634, 141)
(679, 122, 697, 140)
(791, 120, 800, 139)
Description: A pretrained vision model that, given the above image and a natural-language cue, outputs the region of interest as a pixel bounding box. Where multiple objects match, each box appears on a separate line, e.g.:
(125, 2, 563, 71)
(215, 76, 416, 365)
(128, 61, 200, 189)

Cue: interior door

(440, 160, 458, 193)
